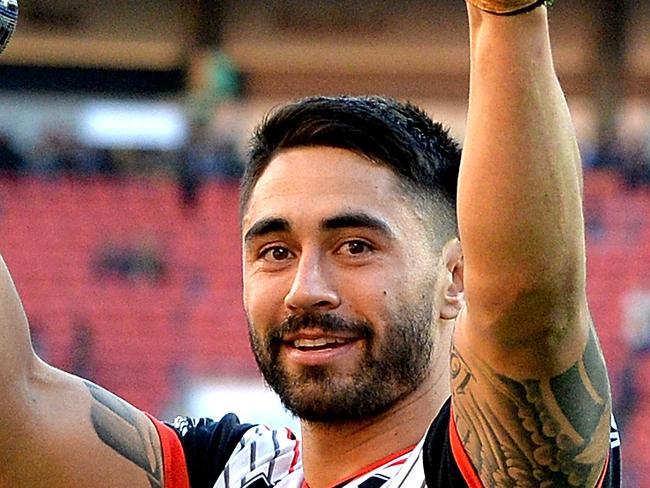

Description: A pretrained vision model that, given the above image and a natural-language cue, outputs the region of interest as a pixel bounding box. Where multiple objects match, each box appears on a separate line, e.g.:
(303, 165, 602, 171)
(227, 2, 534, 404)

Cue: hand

(467, 0, 550, 15)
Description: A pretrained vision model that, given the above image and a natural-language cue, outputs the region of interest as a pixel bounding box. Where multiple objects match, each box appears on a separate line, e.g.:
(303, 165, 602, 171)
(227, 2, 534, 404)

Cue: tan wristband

(467, 0, 549, 15)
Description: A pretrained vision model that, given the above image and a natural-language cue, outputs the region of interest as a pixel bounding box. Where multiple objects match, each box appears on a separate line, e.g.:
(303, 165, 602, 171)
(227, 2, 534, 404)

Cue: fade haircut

(240, 95, 462, 244)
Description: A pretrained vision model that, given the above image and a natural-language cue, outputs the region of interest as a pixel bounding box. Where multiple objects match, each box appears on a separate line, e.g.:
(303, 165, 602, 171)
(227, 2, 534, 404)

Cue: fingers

(467, 0, 548, 16)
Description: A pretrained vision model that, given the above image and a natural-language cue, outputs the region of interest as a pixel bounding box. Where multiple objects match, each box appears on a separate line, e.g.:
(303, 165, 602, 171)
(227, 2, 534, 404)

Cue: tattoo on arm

(451, 326, 611, 487)
(84, 381, 163, 488)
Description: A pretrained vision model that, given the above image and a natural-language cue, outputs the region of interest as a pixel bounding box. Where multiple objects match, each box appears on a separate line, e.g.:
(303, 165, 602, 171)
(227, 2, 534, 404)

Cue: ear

(438, 238, 464, 321)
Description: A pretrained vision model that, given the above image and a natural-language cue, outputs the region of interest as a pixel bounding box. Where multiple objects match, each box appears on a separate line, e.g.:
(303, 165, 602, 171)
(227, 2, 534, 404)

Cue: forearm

(459, 5, 586, 328)
(450, 6, 612, 485)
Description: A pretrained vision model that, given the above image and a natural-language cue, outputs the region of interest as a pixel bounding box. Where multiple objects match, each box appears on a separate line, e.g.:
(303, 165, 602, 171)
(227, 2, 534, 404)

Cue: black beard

(248, 305, 434, 424)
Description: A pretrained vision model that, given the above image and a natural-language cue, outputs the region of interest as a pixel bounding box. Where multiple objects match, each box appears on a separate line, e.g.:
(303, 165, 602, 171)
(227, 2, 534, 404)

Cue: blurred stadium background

(0, 0, 648, 485)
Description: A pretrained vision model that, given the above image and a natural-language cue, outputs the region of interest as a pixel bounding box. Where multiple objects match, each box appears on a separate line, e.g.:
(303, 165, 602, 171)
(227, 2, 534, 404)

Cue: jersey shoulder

(168, 414, 301, 488)
(422, 398, 467, 487)
(168, 413, 253, 488)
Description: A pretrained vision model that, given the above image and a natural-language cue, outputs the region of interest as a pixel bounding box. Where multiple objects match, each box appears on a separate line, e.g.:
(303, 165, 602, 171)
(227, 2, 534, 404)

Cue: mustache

(268, 312, 374, 345)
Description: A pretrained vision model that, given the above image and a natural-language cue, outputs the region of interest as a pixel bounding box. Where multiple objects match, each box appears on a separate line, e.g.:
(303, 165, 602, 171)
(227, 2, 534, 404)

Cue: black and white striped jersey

(150, 398, 621, 488)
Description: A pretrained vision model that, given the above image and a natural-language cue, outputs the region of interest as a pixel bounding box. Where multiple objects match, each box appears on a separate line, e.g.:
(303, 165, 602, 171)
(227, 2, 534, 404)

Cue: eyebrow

(244, 212, 395, 244)
(321, 212, 395, 238)
(244, 217, 291, 244)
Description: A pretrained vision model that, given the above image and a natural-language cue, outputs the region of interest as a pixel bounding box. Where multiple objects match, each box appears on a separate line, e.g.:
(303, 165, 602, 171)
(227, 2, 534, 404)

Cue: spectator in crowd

(32, 129, 118, 178)
(623, 289, 650, 354)
(0, 131, 26, 178)
(211, 138, 244, 181)
(177, 123, 245, 212)
(94, 237, 167, 284)
(621, 135, 650, 189)
(32, 130, 83, 176)
(617, 289, 650, 429)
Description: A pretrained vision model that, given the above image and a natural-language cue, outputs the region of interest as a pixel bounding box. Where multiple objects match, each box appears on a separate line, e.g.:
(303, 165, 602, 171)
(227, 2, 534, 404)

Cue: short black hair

(241, 95, 462, 242)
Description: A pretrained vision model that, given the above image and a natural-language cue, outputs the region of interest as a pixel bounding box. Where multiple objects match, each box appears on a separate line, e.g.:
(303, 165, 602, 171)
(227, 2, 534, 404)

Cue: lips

(292, 336, 353, 350)
(280, 330, 363, 365)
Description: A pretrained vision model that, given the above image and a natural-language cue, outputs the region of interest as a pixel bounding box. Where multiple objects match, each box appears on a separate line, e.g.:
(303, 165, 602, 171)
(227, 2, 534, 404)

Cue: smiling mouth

(291, 337, 357, 351)
(278, 331, 365, 366)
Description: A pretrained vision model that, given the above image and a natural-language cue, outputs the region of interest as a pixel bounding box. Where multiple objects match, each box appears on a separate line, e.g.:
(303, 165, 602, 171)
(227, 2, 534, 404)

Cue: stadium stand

(0, 168, 648, 480)
(0, 176, 254, 414)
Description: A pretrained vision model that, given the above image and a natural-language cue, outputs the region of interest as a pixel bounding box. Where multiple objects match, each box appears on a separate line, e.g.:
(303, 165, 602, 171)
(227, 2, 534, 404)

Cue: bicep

(0, 365, 165, 488)
(450, 316, 611, 487)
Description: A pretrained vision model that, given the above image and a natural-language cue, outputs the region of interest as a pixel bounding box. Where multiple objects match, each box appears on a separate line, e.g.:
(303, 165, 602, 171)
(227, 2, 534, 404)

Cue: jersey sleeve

(147, 414, 190, 488)
(150, 412, 253, 488)
(422, 399, 622, 487)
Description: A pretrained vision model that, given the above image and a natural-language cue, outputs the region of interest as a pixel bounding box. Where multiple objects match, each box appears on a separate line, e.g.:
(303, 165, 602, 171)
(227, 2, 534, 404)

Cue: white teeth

(293, 337, 349, 348)
(295, 338, 328, 348)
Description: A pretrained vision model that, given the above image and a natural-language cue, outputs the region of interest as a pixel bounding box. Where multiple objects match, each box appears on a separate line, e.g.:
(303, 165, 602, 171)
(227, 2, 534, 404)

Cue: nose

(284, 252, 340, 313)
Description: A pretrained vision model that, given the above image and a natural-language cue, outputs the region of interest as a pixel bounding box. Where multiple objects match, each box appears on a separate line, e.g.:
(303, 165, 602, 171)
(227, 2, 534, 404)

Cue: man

(0, 1, 621, 487)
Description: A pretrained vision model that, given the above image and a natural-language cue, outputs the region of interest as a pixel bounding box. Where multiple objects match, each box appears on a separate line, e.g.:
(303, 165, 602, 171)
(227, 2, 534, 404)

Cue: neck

(299, 366, 449, 488)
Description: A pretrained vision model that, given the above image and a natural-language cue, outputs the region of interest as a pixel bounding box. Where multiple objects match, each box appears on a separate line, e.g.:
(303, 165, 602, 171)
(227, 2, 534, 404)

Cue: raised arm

(451, 2, 612, 486)
(0, 256, 165, 488)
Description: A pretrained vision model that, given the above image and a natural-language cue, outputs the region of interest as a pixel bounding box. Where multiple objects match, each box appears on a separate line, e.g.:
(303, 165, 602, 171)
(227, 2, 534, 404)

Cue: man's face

(242, 147, 441, 423)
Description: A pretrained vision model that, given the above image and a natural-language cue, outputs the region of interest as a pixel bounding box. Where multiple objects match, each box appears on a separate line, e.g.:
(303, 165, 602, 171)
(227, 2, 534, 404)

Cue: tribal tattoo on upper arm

(84, 381, 164, 488)
(451, 325, 611, 488)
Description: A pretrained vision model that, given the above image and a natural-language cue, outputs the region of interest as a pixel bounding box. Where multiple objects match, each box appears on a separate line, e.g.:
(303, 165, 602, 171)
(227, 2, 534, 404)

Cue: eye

(260, 246, 293, 262)
(337, 240, 374, 257)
